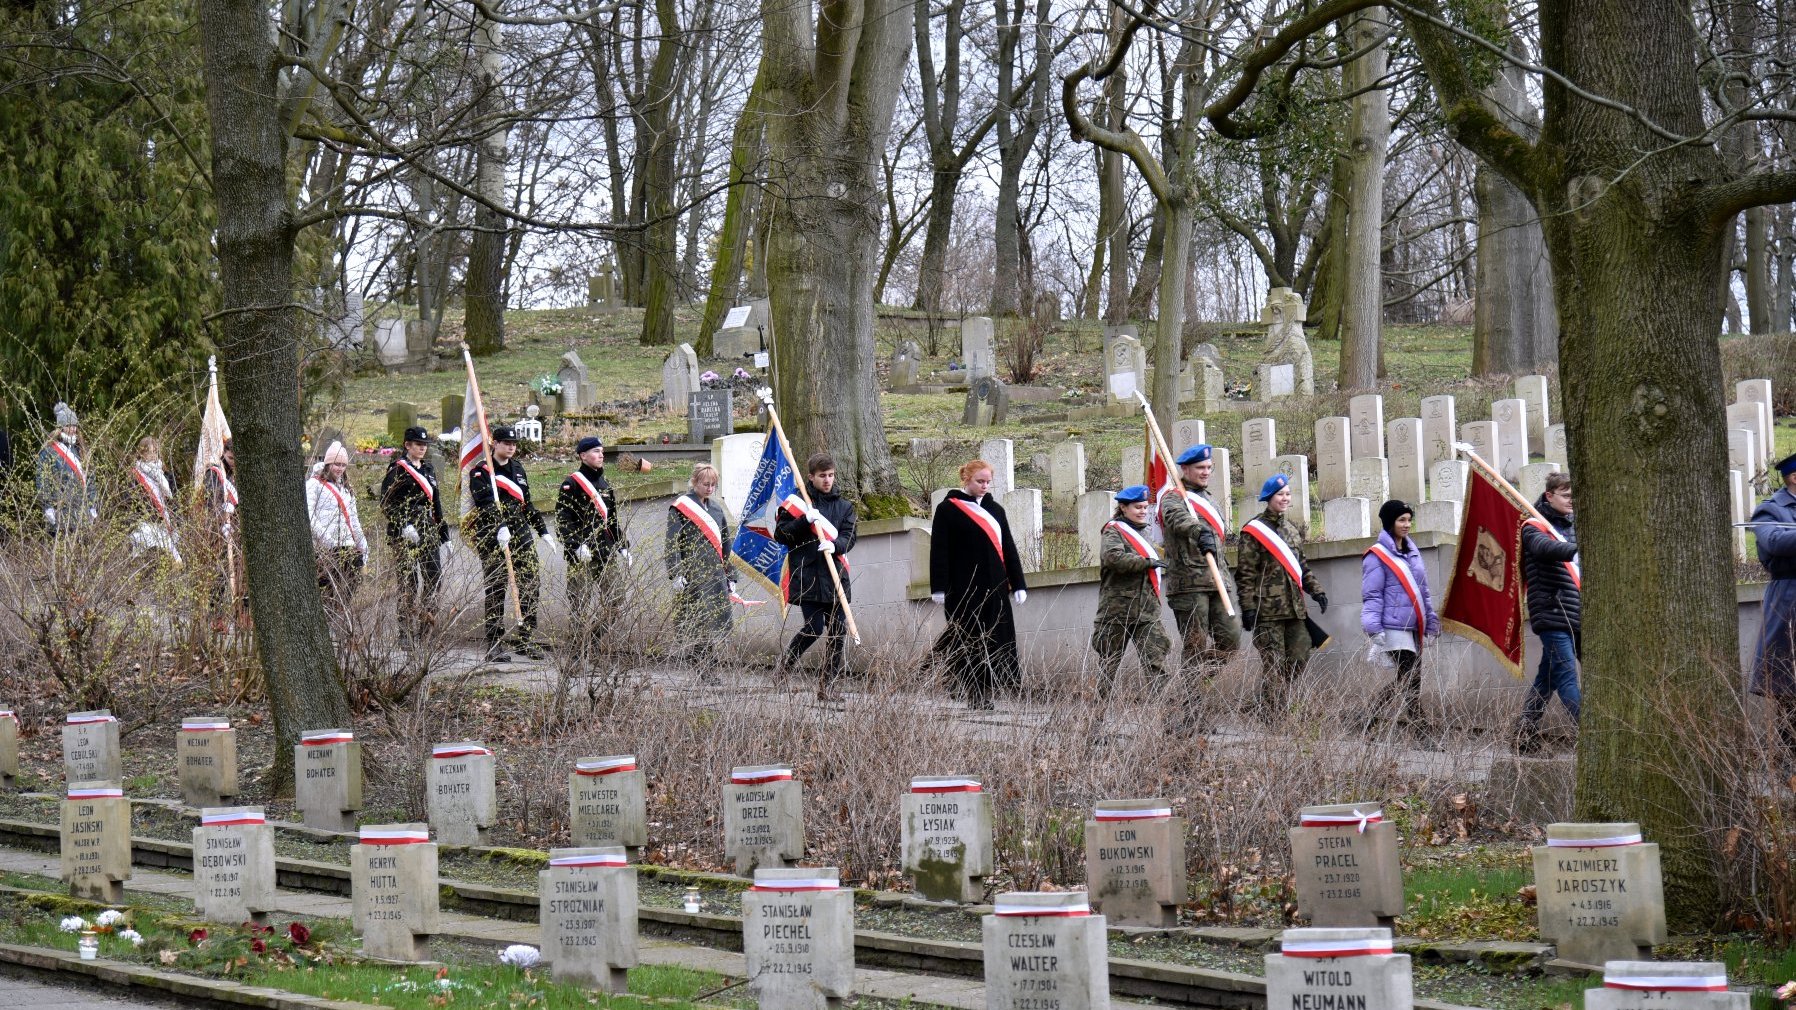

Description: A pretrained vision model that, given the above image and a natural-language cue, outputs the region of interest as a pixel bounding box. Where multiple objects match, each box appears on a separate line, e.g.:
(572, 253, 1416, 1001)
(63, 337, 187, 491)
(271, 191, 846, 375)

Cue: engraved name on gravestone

(1586, 962, 1747, 1010)
(1085, 799, 1185, 927)
(570, 756, 648, 852)
(179, 717, 238, 808)
(1533, 822, 1666, 966)
(1264, 928, 1411, 1010)
(744, 868, 855, 1010)
(723, 765, 804, 875)
(982, 892, 1108, 1010)
(62, 782, 130, 902)
(193, 807, 276, 923)
(294, 729, 363, 832)
(426, 742, 498, 847)
(63, 710, 121, 785)
(901, 776, 993, 903)
(352, 824, 440, 961)
(1421, 395, 1457, 469)
(1289, 802, 1403, 927)
(689, 388, 734, 443)
(0, 707, 18, 786)
(540, 847, 638, 993)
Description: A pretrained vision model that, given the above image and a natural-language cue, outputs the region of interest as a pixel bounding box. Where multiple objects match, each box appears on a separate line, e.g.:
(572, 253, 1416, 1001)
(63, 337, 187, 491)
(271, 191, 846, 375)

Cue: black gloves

(1313, 592, 1329, 614)
(1241, 609, 1257, 632)
(1149, 559, 1168, 570)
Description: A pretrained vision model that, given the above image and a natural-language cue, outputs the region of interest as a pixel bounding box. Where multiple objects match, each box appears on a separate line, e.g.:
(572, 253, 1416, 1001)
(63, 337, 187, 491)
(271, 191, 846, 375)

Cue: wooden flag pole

(461, 343, 524, 625)
(1455, 444, 1553, 526)
(1134, 392, 1235, 616)
(756, 389, 862, 644)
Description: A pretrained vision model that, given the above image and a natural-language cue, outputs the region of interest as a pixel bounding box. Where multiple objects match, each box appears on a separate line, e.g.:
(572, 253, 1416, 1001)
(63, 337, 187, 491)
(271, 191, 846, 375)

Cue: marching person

(1091, 484, 1174, 696)
(666, 463, 733, 674)
(555, 435, 630, 631)
(201, 439, 245, 623)
(774, 452, 858, 702)
(306, 440, 368, 617)
(1751, 452, 1796, 760)
(37, 402, 97, 534)
(1160, 443, 1240, 677)
(202, 438, 239, 531)
(928, 459, 1028, 710)
(379, 427, 450, 643)
(1361, 499, 1440, 730)
(1235, 472, 1327, 719)
(126, 436, 180, 560)
(468, 425, 549, 662)
(1514, 472, 1581, 754)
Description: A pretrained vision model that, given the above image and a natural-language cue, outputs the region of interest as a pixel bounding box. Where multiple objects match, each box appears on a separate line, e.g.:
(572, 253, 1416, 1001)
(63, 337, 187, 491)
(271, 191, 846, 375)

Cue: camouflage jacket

(1161, 481, 1232, 600)
(1097, 516, 1163, 624)
(1234, 508, 1322, 622)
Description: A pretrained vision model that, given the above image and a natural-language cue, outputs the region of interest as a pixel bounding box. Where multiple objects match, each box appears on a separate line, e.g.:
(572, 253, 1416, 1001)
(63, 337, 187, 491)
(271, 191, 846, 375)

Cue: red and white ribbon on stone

(575, 756, 637, 776)
(993, 898, 1091, 917)
(1546, 832, 1642, 847)
(432, 743, 492, 759)
(181, 719, 232, 732)
(1242, 518, 1305, 586)
(301, 730, 354, 745)
(1602, 973, 1727, 992)
(549, 852, 629, 868)
(67, 712, 116, 725)
(201, 810, 266, 827)
(1280, 936, 1394, 958)
(68, 786, 123, 800)
(731, 767, 793, 785)
(0, 710, 16, 722)
(910, 777, 982, 793)
(752, 874, 839, 892)
(1299, 808, 1382, 833)
(359, 827, 431, 845)
(1094, 805, 1173, 822)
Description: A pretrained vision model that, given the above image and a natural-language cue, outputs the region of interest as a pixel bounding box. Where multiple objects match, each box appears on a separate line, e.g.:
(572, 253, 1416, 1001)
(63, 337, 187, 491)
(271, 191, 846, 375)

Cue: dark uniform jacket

(467, 457, 547, 551)
(555, 464, 626, 564)
(379, 457, 449, 546)
(1235, 508, 1322, 622)
(773, 484, 858, 605)
(1161, 481, 1229, 599)
(1521, 495, 1580, 634)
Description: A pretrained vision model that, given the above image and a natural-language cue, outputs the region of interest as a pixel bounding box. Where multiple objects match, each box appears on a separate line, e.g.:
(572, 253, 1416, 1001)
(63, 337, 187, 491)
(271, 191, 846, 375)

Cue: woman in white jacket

(307, 440, 368, 615)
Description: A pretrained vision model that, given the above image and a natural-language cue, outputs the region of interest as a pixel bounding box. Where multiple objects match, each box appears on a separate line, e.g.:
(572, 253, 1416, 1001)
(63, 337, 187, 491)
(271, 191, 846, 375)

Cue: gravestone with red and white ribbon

(178, 716, 238, 808)
(569, 755, 648, 851)
(425, 741, 497, 846)
(0, 706, 18, 785)
(62, 709, 121, 786)
(981, 892, 1108, 1010)
(743, 867, 854, 1010)
(61, 780, 130, 902)
(192, 806, 275, 922)
(1586, 961, 1746, 1010)
(1289, 801, 1403, 927)
(1532, 822, 1666, 966)
(294, 728, 363, 832)
(1264, 927, 1412, 1010)
(900, 776, 992, 902)
(1085, 798, 1185, 927)
(539, 846, 638, 992)
(722, 765, 804, 876)
(351, 823, 440, 961)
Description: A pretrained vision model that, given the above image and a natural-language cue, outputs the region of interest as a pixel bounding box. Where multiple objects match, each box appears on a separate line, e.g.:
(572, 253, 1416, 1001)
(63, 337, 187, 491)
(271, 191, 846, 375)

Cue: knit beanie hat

(1378, 499, 1413, 534)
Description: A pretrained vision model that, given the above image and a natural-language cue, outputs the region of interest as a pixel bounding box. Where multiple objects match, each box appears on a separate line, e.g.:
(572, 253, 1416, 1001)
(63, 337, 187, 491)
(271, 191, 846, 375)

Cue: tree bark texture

(1334, 8, 1389, 391)
(1746, 207, 1772, 334)
(700, 64, 768, 340)
(463, 12, 509, 356)
(1471, 49, 1555, 375)
(988, 0, 1053, 317)
(636, 0, 683, 347)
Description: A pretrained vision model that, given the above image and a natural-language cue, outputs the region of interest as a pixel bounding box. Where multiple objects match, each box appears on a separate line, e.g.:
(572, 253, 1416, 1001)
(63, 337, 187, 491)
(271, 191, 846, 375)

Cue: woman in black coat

(929, 459, 1028, 709)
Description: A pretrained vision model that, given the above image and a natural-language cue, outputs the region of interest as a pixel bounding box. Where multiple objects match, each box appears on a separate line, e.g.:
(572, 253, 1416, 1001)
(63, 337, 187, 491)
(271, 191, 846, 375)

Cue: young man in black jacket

(1515, 472, 1581, 754)
(378, 427, 450, 642)
(774, 453, 857, 702)
(555, 436, 630, 635)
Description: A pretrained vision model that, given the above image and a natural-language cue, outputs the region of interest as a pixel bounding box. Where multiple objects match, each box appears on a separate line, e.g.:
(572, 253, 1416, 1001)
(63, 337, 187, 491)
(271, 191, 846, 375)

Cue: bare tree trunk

(1308, 158, 1348, 341)
(1472, 47, 1555, 375)
(989, 0, 1053, 317)
(700, 64, 767, 339)
(1746, 206, 1773, 333)
(1335, 7, 1389, 390)
(464, 9, 509, 356)
(1127, 208, 1164, 319)
(636, 0, 683, 347)
(1775, 206, 1794, 330)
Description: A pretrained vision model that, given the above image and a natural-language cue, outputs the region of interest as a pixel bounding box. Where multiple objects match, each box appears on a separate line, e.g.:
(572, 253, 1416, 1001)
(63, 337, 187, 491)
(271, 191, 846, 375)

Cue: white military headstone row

(1315, 417, 1351, 501)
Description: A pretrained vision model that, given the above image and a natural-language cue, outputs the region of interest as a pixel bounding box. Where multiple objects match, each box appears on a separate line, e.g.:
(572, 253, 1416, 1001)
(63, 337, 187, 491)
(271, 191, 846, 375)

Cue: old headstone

(1242, 418, 1278, 492)
(558, 351, 594, 412)
(1431, 460, 1470, 504)
(1322, 498, 1373, 541)
(1491, 398, 1530, 478)
(386, 402, 419, 446)
(689, 388, 734, 444)
(723, 765, 804, 875)
(193, 807, 276, 923)
(661, 344, 700, 416)
(1421, 395, 1458, 469)
(1273, 455, 1313, 530)
(1515, 375, 1550, 450)
(540, 847, 638, 993)
(1196, 358, 1226, 410)
(1121, 444, 1145, 488)
(1212, 447, 1235, 526)
(1386, 419, 1426, 505)
(1289, 802, 1403, 927)
(375, 318, 407, 365)
(1545, 423, 1568, 467)
(63, 710, 121, 786)
(999, 488, 1043, 572)
(570, 756, 648, 852)
(62, 782, 130, 902)
(1051, 441, 1087, 509)
(901, 776, 993, 903)
(1587, 962, 1746, 1010)
(351, 824, 440, 961)
(889, 349, 920, 389)
(744, 868, 855, 1010)
(426, 742, 497, 847)
(980, 439, 1016, 495)
(294, 728, 362, 832)
(1414, 499, 1461, 535)
(1315, 417, 1352, 501)
(1077, 490, 1113, 566)
(441, 394, 464, 435)
(1260, 287, 1315, 395)
(1348, 457, 1390, 503)
(1172, 419, 1206, 454)
(963, 317, 997, 380)
(1460, 420, 1500, 475)
(1727, 401, 1772, 475)
(1105, 333, 1147, 401)
(1519, 463, 1559, 506)
(983, 893, 1108, 1010)
(1255, 362, 1296, 400)
(178, 717, 238, 808)
(0, 708, 16, 786)
(1730, 469, 1750, 559)
(1084, 800, 1184, 927)
(1265, 928, 1410, 1010)
(1532, 821, 1666, 966)
(1727, 429, 1760, 486)
(1349, 395, 1385, 460)
(1737, 377, 1774, 413)
(712, 432, 766, 521)
(962, 376, 1010, 427)
(714, 326, 761, 361)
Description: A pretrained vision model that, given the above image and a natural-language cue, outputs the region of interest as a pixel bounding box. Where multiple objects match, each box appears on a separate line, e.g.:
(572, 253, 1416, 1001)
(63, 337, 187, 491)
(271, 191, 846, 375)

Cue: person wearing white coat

(307, 440, 367, 616)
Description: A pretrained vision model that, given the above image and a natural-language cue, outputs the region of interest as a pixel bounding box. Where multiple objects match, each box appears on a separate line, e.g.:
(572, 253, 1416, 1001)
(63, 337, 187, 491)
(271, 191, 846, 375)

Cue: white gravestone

(1519, 463, 1559, 507)
(1421, 395, 1458, 470)
(1349, 395, 1385, 460)
(1431, 460, 1470, 504)
(1265, 928, 1411, 1010)
(63, 710, 121, 786)
(1084, 800, 1185, 927)
(62, 782, 130, 902)
(0, 708, 16, 786)
(1211, 448, 1235, 526)
(1727, 401, 1772, 477)
(540, 847, 638, 993)
(178, 717, 238, 808)
(1730, 470, 1750, 559)
(193, 807, 276, 923)
(1051, 441, 1087, 509)
(1348, 458, 1389, 503)
(712, 432, 766, 522)
(1256, 362, 1296, 400)
(351, 824, 440, 961)
(1587, 962, 1747, 1010)
(1545, 423, 1569, 467)
(983, 893, 1108, 1010)
(1105, 334, 1147, 401)
(1386, 419, 1426, 505)
(724, 765, 804, 875)
(662, 344, 700, 417)
(1242, 419, 1278, 496)
(1415, 499, 1461, 535)
(1728, 429, 1759, 482)
(1315, 417, 1352, 501)
(1532, 822, 1666, 966)
(1460, 421, 1500, 475)
(1515, 375, 1550, 450)
(294, 728, 363, 832)
(744, 868, 855, 1010)
(1491, 398, 1530, 478)
(570, 756, 647, 852)
(1000, 488, 1044, 572)
(426, 742, 497, 847)
(963, 317, 997, 380)
(1121, 443, 1145, 489)
(1289, 803, 1403, 926)
(1077, 490, 1114, 566)
(1737, 378, 1773, 414)
(980, 439, 1016, 495)
(1323, 498, 1373, 541)
(1172, 419, 1206, 454)
(375, 318, 407, 365)
(901, 776, 993, 903)
(1274, 455, 1313, 529)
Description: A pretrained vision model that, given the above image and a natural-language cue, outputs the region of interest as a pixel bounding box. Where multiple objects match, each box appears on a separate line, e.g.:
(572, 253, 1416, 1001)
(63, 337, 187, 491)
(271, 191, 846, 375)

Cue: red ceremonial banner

(1440, 466, 1528, 677)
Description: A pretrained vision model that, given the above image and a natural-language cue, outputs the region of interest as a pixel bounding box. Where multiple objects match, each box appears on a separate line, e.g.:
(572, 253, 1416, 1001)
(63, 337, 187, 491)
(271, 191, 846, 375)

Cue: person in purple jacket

(1361, 499, 1440, 730)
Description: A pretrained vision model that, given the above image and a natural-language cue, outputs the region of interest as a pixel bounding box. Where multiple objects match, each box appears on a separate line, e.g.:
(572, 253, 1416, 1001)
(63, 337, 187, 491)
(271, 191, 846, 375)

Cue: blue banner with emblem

(730, 433, 800, 615)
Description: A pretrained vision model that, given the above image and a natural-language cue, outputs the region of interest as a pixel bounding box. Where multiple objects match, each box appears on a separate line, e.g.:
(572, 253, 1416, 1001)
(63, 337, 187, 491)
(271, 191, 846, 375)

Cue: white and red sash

(1365, 542, 1425, 651)
(1106, 520, 1162, 597)
(396, 459, 435, 502)
(314, 476, 361, 550)
(49, 441, 85, 488)
(491, 471, 526, 504)
(132, 468, 172, 530)
(673, 494, 724, 559)
(1525, 517, 1582, 590)
(1160, 485, 1226, 539)
(949, 496, 1007, 571)
(208, 465, 238, 507)
(568, 472, 609, 522)
(1242, 518, 1305, 586)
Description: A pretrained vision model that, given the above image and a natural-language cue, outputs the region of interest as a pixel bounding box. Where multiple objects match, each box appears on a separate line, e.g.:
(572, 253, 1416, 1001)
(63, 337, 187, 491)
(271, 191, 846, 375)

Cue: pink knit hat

(323, 441, 349, 466)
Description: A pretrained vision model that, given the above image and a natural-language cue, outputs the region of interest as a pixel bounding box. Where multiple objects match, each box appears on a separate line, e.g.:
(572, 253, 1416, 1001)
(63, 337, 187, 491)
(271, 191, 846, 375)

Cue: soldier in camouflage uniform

(1235, 472, 1327, 718)
(1091, 484, 1175, 697)
(1159, 443, 1240, 674)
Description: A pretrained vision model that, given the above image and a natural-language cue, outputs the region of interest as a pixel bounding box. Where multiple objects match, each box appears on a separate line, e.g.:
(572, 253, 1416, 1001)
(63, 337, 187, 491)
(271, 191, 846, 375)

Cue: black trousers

(784, 600, 847, 680)
(392, 540, 442, 640)
(480, 542, 540, 644)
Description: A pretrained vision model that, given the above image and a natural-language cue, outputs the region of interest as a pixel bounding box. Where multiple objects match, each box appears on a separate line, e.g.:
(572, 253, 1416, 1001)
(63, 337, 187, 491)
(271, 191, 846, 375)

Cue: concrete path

(0, 969, 190, 1009)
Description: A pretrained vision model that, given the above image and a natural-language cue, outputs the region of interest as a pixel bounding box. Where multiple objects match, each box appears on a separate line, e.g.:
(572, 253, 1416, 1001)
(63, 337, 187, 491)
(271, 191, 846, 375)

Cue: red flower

(250, 938, 266, 954)
(286, 922, 311, 946)
(188, 928, 208, 945)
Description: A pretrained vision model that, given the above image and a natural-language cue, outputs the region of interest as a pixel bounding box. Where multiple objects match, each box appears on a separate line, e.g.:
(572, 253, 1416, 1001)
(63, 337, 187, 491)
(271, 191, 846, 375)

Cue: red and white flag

(1440, 466, 1529, 676)
(191, 356, 233, 494)
(458, 354, 493, 518)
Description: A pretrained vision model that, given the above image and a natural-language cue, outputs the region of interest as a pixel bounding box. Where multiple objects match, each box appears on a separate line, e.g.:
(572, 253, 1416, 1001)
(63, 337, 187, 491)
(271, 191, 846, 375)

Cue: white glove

(620, 549, 633, 567)
(930, 592, 946, 605)
(88, 507, 98, 520)
(729, 581, 739, 595)
(402, 525, 420, 545)
(220, 523, 232, 537)
(223, 502, 236, 514)
(1013, 590, 1027, 605)
(804, 505, 824, 523)
(43, 508, 55, 526)
(496, 526, 512, 546)
(818, 540, 836, 555)
(812, 516, 839, 541)
(576, 544, 593, 563)
(1370, 631, 1388, 649)
(672, 575, 687, 590)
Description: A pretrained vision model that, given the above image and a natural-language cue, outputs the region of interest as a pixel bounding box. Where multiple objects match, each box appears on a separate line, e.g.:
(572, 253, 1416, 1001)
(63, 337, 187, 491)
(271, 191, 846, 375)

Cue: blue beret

(1258, 472, 1289, 501)
(1114, 484, 1150, 504)
(1176, 443, 1212, 465)
(575, 436, 604, 454)
(1777, 452, 1796, 477)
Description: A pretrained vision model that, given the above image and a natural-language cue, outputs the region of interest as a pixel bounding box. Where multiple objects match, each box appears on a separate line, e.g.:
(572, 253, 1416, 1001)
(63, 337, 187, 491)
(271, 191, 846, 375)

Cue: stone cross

(1420, 395, 1457, 469)
(901, 776, 993, 903)
(1076, 490, 1113, 566)
(193, 807, 276, 923)
(1322, 498, 1372, 541)
(426, 742, 497, 847)
(1084, 799, 1185, 927)
(1349, 395, 1385, 460)
(294, 728, 363, 832)
(540, 847, 638, 993)
(744, 868, 855, 1010)
(1314, 417, 1352, 501)
(962, 376, 1010, 426)
(1051, 441, 1087, 509)
(178, 717, 238, 808)
(1586, 962, 1747, 1010)
(0, 707, 16, 786)
(1288, 802, 1403, 926)
(1491, 398, 1530, 479)
(723, 765, 804, 875)
(1386, 419, 1426, 505)
(1348, 457, 1389, 503)
(962, 317, 997, 380)
(982, 892, 1108, 1010)
(1532, 821, 1665, 966)
(63, 710, 121, 786)
(570, 755, 648, 853)
(661, 343, 700, 417)
(980, 438, 1016, 495)
(62, 781, 130, 902)
(1265, 928, 1411, 1010)
(998, 488, 1043, 572)
(352, 824, 440, 961)
(1515, 375, 1550, 450)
